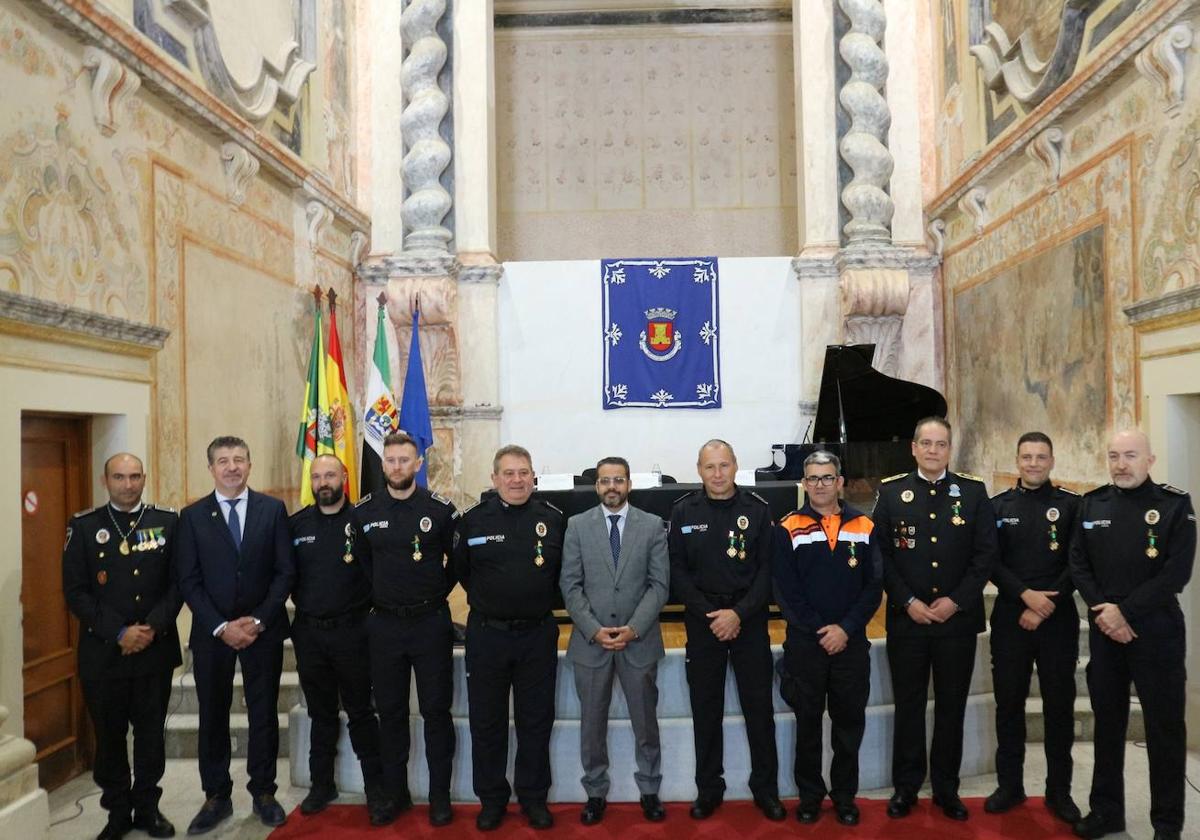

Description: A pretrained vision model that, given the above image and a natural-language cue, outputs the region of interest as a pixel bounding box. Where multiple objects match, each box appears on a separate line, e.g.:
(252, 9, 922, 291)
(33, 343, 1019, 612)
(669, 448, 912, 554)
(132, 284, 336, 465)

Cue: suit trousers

(465, 613, 558, 807)
(367, 606, 455, 802)
(292, 614, 382, 792)
(784, 632, 870, 804)
(886, 632, 976, 798)
(684, 609, 778, 799)
(573, 655, 662, 798)
(1087, 624, 1187, 833)
(990, 599, 1078, 797)
(191, 632, 283, 799)
(81, 670, 173, 815)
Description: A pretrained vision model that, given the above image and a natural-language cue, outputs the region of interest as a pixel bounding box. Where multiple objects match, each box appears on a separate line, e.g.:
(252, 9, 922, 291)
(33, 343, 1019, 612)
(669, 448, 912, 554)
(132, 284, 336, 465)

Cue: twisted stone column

(837, 0, 894, 245)
(400, 0, 453, 253)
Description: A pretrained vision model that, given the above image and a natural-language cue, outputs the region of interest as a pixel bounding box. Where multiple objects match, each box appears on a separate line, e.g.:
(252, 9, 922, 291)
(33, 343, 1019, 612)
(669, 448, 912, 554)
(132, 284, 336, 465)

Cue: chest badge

(420, 516, 433, 533)
(411, 535, 423, 562)
(951, 500, 965, 526)
(96, 528, 110, 545)
(1145, 509, 1160, 526)
(736, 515, 749, 530)
(1046, 507, 1060, 522)
(901, 490, 914, 503)
(535, 521, 548, 538)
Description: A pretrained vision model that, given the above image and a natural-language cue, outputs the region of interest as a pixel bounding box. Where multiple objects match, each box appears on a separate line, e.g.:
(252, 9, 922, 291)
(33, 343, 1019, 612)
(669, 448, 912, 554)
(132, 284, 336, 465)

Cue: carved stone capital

(958, 186, 989, 236)
(219, 142, 258, 206)
(81, 46, 140, 136)
(305, 200, 333, 253)
(1026, 125, 1065, 186)
(349, 231, 370, 268)
(840, 269, 909, 319)
(1135, 21, 1195, 117)
(359, 254, 463, 283)
(927, 218, 947, 258)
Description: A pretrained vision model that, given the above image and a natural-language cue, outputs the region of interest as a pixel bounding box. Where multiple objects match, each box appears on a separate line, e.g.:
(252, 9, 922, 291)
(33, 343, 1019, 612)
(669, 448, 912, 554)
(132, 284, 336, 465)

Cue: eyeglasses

(597, 476, 628, 487)
(802, 475, 838, 486)
(916, 439, 950, 451)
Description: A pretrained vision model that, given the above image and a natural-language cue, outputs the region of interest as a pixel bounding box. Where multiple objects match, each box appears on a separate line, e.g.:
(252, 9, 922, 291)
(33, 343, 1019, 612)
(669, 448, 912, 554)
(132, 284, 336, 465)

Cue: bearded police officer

(288, 454, 384, 822)
(669, 439, 786, 822)
(985, 432, 1082, 825)
(63, 453, 181, 840)
(874, 417, 997, 822)
(1070, 429, 1194, 840)
(354, 433, 459, 827)
(453, 444, 565, 832)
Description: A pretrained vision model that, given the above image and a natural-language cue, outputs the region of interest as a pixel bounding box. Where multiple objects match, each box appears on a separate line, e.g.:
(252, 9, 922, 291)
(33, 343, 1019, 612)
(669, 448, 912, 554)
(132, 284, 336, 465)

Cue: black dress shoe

(1073, 812, 1126, 839)
(300, 785, 338, 815)
(368, 799, 396, 827)
(186, 797, 232, 836)
(640, 794, 666, 822)
(580, 797, 606, 825)
(984, 787, 1026, 814)
(521, 801, 554, 830)
(133, 807, 176, 838)
(252, 794, 287, 827)
(932, 793, 969, 821)
(428, 798, 454, 827)
(476, 804, 505, 831)
(394, 790, 414, 813)
(97, 813, 132, 840)
(754, 793, 787, 821)
(1045, 792, 1082, 824)
(689, 793, 722, 819)
(796, 800, 821, 823)
(1152, 830, 1181, 840)
(834, 801, 860, 826)
(886, 791, 916, 818)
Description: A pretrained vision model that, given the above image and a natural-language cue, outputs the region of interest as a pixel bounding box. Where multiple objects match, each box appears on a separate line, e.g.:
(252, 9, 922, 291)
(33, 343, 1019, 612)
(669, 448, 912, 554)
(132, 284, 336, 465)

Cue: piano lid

(811, 345, 947, 445)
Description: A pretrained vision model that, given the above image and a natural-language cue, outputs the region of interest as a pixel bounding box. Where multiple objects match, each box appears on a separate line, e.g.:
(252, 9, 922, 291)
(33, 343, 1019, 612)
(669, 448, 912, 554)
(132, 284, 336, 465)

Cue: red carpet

(269, 796, 1078, 839)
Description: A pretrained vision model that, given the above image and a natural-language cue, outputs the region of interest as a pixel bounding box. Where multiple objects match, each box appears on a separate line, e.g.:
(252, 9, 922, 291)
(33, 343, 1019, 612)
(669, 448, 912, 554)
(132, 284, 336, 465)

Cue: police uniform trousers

(1086, 612, 1187, 833)
(784, 633, 870, 804)
(886, 632, 976, 797)
(989, 599, 1078, 797)
(684, 608, 779, 799)
(465, 612, 558, 807)
(367, 605, 455, 802)
(191, 632, 284, 799)
(82, 670, 173, 815)
(292, 610, 382, 792)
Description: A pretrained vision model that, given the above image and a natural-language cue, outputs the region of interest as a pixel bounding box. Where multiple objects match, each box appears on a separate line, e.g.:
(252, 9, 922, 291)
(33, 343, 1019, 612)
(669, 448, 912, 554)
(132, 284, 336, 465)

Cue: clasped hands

(118, 624, 156, 655)
(905, 596, 960, 625)
(592, 625, 637, 650)
(218, 616, 263, 650)
(1018, 588, 1058, 631)
(1090, 602, 1136, 644)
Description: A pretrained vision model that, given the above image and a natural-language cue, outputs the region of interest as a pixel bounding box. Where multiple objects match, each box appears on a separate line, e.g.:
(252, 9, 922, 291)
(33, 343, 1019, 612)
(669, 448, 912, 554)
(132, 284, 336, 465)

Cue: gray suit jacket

(560, 503, 670, 669)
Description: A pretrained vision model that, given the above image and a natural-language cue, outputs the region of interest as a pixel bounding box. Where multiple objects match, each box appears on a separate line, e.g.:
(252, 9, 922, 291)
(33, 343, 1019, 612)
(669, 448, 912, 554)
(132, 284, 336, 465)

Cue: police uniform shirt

(1069, 478, 1196, 633)
(289, 500, 371, 618)
(668, 487, 774, 619)
(452, 494, 564, 620)
(62, 502, 183, 679)
(874, 470, 998, 635)
(991, 481, 1080, 605)
(353, 486, 458, 609)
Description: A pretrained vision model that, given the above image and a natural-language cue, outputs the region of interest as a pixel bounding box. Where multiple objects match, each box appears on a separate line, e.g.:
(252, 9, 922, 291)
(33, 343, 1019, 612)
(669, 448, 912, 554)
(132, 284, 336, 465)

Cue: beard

(316, 485, 344, 506)
(387, 473, 415, 492)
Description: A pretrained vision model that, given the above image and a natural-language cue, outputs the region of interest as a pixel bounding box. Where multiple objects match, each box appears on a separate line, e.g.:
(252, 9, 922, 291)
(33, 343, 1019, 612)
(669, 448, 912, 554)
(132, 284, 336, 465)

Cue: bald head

(103, 452, 145, 510)
(1107, 428, 1155, 489)
(696, 439, 737, 499)
(309, 454, 347, 510)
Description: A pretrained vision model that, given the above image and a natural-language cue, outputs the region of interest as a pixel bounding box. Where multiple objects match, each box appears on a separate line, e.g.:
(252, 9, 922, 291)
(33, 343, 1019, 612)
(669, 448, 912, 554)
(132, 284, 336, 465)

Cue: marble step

(182, 639, 297, 672)
(164, 713, 289, 760)
(169, 670, 301, 715)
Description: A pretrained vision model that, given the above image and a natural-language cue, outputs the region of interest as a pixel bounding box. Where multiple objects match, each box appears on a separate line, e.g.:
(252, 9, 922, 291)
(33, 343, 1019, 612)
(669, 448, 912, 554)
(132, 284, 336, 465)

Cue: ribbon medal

(412, 534, 423, 562)
(1146, 528, 1158, 559)
(951, 500, 964, 526)
(534, 539, 545, 567)
(848, 540, 858, 568)
(726, 530, 737, 558)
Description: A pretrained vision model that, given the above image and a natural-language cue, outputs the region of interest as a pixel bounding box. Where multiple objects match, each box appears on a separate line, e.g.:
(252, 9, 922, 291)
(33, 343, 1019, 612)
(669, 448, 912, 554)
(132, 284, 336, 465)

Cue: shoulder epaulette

(288, 504, 314, 520)
(1161, 483, 1189, 496)
(461, 500, 481, 516)
(431, 491, 454, 506)
(955, 472, 985, 483)
(147, 502, 177, 513)
(71, 506, 95, 518)
(1084, 484, 1110, 497)
(672, 489, 699, 506)
(880, 472, 906, 484)
(355, 493, 373, 507)
(748, 490, 770, 506)
(540, 499, 564, 516)
(1054, 486, 1080, 497)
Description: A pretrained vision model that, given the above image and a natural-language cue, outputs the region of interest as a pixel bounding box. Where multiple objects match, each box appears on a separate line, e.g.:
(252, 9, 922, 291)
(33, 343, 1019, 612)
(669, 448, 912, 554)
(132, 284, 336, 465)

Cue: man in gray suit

(560, 456, 670, 825)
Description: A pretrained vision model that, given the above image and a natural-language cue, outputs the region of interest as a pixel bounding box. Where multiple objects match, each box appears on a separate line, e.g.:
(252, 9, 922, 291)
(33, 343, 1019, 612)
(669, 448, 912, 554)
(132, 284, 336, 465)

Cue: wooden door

(21, 413, 92, 790)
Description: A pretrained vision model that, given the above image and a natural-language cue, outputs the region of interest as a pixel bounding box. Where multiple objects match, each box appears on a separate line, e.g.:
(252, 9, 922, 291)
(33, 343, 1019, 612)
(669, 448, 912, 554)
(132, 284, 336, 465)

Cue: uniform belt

(295, 606, 370, 629)
(374, 599, 444, 620)
(700, 589, 747, 608)
(473, 612, 550, 632)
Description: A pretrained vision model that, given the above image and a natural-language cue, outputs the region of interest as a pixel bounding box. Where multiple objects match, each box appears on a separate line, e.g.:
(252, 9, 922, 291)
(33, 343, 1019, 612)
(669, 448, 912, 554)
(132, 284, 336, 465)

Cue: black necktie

(608, 514, 621, 569)
(224, 499, 242, 551)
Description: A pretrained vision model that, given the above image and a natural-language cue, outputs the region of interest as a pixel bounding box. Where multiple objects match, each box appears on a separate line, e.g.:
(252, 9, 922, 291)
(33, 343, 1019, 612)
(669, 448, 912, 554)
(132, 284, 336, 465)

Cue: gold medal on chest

(411, 534, 423, 562)
(534, 539, 545, 566)
(343, 552, 354, 564)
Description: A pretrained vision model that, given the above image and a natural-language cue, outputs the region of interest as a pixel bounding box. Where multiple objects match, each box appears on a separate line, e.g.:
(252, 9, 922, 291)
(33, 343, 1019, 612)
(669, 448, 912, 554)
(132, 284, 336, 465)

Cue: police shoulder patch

(748, 490, 770, 506)
(71, 507, 95, 518)
(355, 493, 373, 508)
(1161, 483, 1189, 496)
(431, 491, 454, 506)
(955, 472, 985, 483)
(880, 473, 906, 484)
(1054, 486, 1080, 497)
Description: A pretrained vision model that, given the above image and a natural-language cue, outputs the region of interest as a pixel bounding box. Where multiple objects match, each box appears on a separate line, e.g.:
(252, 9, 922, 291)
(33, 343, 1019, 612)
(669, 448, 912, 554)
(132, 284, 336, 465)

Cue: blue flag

(398, 309, 434, 486)
(601, 257, 721, 409)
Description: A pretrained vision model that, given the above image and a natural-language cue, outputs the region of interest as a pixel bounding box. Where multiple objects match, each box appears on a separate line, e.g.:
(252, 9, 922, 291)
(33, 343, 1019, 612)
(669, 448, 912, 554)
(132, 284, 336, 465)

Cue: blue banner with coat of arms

(601, 257, 720, 409)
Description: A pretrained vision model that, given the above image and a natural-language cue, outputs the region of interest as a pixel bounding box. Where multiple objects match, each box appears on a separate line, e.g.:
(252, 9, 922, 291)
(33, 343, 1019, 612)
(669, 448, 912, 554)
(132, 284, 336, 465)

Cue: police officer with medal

(874, 417, 997, 822)
(985, 432, 1082, 825)
(452, 444, 565, 832)
(62, 453, 181, 840)
(1069, 429, 1195, 840)
(354, 433, 459, 827)
(288, 454, 385, 823)
(668, 439, 786, 822)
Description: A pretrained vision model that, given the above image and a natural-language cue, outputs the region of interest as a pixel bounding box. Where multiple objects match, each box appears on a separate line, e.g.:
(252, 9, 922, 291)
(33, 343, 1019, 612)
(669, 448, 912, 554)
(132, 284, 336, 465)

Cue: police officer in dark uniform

(874, 417, 997, 822)
(453, 444, 564, 832)
(62, 453, 180, 840)
(985, 432, 1082, 824)
(669, 439, 786, 822)
(288, 454, 384, 822)
(354, 433, 458, 827)
(1069, 429, 1194, 840)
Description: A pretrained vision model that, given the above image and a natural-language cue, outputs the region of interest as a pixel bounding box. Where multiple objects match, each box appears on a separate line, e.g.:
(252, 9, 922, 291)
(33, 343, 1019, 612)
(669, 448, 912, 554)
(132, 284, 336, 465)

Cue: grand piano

(756, 344, 947, 487)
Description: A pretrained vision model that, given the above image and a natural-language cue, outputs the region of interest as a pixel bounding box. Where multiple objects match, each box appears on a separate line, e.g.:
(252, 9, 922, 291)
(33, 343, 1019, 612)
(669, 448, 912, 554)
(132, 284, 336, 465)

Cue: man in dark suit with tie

(176, 436, 295, 834)
(560, 456, 670, 825)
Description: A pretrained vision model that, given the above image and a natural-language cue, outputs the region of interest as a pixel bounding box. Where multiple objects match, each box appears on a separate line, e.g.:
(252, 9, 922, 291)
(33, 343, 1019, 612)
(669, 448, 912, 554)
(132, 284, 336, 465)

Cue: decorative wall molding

(305, 200, 333, 253)
(81, 46, 141, 136)
(219, 141, 258, 206)
(957, 186, 989, 235)
(928, 218, 947, 258)
(461, 404, 504, 420)
(358, 254, 462, 283)
(0, 289, 170, 351)
(792, 245, 938, 280)
(1134, 20, 1195, 116)
(836, 0, 894, 245)
(1025, 125, 1066, 186)
(349, 230, 369, 268)
(1124, 284, 1200, 325)
(458, 264, 505, 285)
